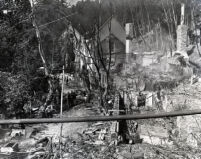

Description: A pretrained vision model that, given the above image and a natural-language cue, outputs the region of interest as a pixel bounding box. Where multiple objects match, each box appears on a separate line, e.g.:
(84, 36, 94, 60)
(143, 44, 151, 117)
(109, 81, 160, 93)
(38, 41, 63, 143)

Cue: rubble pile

(27, 121, 115, 159)
(115, 53, 193, 93)
(166, 80, 201, 111)
(164, 80, 201, 148)
(143, 56, 192, 84)
(189, 45, 201, 69)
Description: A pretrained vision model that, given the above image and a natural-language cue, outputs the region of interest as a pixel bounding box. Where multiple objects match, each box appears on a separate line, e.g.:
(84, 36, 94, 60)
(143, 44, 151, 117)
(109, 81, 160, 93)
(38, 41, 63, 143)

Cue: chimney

(176, 3, 189, 59)
(125, 23, 133, 56)
(125, 23, 134, 39)
(180, 3, 185, 25)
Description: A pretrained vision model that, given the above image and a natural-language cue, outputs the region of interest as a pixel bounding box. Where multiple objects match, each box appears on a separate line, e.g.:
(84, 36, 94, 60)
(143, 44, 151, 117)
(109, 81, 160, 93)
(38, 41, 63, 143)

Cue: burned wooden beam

(1, 109, 201, 125)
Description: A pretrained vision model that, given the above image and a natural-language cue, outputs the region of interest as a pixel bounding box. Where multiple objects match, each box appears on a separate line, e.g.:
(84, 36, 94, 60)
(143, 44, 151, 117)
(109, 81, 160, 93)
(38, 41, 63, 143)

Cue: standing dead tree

(29, 0, 54, 107)
(69, 1, 114, 112)
(89, 18, 113, 111)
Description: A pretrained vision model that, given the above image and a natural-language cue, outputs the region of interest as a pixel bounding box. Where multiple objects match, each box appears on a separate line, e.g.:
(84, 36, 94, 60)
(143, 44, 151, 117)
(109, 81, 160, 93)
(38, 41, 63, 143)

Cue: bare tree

(71, 19, 113, 111)
(29, 0, 60, 107)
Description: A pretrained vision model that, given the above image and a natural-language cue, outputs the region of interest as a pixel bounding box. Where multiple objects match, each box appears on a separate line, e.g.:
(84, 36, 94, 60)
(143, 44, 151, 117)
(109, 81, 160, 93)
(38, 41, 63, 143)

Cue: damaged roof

(99, 17, 126, 45)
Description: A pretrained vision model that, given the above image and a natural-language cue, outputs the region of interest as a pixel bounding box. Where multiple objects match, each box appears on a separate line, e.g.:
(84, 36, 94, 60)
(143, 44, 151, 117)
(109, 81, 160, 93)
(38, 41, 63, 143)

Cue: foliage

(0, 0, 73, 74)
(0, 0, 40, 74)
(0, 72, 32, 118)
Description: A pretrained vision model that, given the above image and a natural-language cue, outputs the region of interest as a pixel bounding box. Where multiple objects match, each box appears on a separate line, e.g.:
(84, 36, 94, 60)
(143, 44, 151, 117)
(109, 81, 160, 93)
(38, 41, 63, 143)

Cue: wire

(36, 12, 77, 29)
(0, 12, 77, 32)
(23, 12, 77, 34)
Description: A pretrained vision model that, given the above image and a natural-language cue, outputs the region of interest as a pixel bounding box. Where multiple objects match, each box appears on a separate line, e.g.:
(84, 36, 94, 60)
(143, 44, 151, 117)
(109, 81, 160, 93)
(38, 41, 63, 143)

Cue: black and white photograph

(0, 0, 201, 158)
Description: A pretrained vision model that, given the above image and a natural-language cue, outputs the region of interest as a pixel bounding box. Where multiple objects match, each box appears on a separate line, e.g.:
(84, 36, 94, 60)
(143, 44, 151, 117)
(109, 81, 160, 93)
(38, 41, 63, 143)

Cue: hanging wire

(34, 12, 77, 29)
(0, 12, 77, 32)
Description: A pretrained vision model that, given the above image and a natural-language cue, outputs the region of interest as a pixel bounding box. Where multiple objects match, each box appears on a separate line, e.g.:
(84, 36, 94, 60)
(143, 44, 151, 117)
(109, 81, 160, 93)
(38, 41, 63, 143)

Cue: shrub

(0, 72, 32, 118)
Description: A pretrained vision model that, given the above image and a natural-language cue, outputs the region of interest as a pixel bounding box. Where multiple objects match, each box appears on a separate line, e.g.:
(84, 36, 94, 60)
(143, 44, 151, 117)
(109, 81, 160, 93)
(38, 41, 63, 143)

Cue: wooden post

(60, 65, 65, 159)
(60, 65, 65, 117)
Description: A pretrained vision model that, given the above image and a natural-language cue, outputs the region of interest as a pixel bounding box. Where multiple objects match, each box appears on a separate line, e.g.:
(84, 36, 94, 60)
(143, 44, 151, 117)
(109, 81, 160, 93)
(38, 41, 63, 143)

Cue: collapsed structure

(111, 3, 201, 149)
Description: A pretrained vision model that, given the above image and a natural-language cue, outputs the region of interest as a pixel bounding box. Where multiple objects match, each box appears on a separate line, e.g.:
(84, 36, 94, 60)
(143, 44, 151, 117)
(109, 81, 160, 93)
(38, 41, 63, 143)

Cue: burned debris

(1, 0, 201, 158)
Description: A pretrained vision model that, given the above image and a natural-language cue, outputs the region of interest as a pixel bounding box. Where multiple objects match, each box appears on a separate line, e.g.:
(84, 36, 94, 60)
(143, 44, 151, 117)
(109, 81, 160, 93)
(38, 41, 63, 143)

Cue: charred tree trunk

(102, 15, 112, 112)
(102, 74, 109, 112)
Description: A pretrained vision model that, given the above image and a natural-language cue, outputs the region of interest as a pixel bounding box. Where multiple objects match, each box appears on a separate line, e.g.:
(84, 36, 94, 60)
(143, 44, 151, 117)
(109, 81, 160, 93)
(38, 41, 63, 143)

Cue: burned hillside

(1, 0, 201, 159)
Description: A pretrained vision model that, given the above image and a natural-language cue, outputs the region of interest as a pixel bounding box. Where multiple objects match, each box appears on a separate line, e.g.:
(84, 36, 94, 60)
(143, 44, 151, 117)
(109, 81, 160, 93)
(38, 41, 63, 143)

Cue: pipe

(1, 109, 201, 125)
